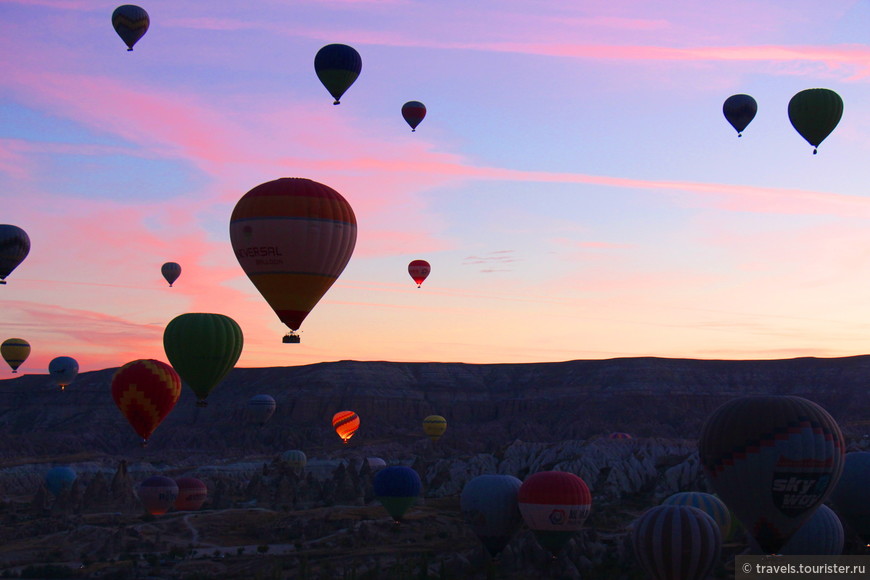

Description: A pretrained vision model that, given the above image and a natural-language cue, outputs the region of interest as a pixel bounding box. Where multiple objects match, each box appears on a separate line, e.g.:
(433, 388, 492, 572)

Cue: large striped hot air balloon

(332, 410, 359, 444)
(314, 44, 361, 105)
(1, 338, 30, 373)
(111, 5, 149, 51)
(138, 476, 178, 515)
(0, 224, 30, 284)
(699, 395, 844, 554)
(632, 505, 721, 580)
(461, 474, 523, 558)
(788, 88, 843, 154)
(422, 415, 447, 442)
(111, 359, 181, 446)
(230, 178, 357, 343)
(163, 313, 243, 407)
(518, 471, 591, 556)
(662, 491, 731, 538)
(373, 466, 421, 522)
(401, 101, 426, 132)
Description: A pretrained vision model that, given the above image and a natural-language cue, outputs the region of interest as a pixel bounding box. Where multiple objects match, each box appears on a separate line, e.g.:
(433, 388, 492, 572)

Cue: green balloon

(163, 313, 243, 406)
(788, 88, 843, 153)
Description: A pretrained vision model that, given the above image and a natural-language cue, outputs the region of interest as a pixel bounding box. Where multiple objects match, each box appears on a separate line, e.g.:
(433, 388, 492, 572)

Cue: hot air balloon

(161, 262, 181, 287)
(48, 356, 78, 390)
(373, 465, 422, 522)
(632, 505, 721, 580)
(401, 101, 426, 132)
(1, 338, 30, 373)
(698, 395, 844, 554)
(174, 477, 208, 511)
(111, 359, 181, 446)
(0, 224, 30, 285)
(422, 415, 447, 442)
(723, 94, 757, 137)
(230, 178, 357, 343)
(248, 394, 276, 426)
(332, 410, 359, 444)
(608, 432, 632, 440)
(788, 88, 843, 154)
(314, 44, 361, 105)
(408, 260, 430, 288)
(138, 476, 178, 515)
(461, 474, 523, 559)
(829, 451, 870, 545)
(518, 471, 591, 556)
(662, 491, 731, 538)
(163, 313, 243, 407)
(280, 450, 307, 474)
(45, 466, 76, 497)
(749, 504, 844, 556)
(366, 457, 387, 472)
(112, 5, 149, 51)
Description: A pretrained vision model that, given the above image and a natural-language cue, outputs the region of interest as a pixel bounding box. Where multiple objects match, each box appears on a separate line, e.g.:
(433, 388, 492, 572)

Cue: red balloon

(138, 476, 178, 516)
(401, 101, 426, 132)
(408, 260, 430, 288)
(111, 359, 181, 446)
(174, 477, 208, 511)
(518, 471, 591, 555)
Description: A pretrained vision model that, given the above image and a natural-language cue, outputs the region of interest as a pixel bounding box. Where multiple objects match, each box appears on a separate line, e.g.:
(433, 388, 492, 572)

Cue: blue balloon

(461, 474, 522, 558)
(373, 466, 421, 522)
(45, 466, 76, 496)
(780, 504, 843, 555)
(48, 356, 79, 390)
(829, 451, 870, 544)
(632, 505, 721, 580)
(662, 491, 731, 538)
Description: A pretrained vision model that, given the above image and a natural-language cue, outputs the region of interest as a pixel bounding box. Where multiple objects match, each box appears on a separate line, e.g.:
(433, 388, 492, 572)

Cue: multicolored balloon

(401, 101, 426, 132)
(723, 94, 757, 137)
(332, 410, 359, 444)
(45, 466, 76, 496)
(518, 471, 591, 555)
(422, 415, 447, 442)
(698, 395, 844, 554)
(0, 224, 30, 285)
(662, 491, 731, 538)
(1, 338, 30, 373)
(632, 505, 721, 580)
(111, 359, 181, 446)
(138, 476, 178, 515)
(174, 477, 208, 511)
(314, 44, 361, 105)
(163, 313, 243, 407)
(408, 260, 430, 288)
(248, 394, 277, 426)
(112, 5, 149, 51)
(461, 474, 523, 558)
(829, 451, 870, 544)
(788, 88, 843, 154)
(373, 465, 422, 522)
(230, 178, 357, 342)
(161, 262, 181, 287)
(48, 356, 78, 390)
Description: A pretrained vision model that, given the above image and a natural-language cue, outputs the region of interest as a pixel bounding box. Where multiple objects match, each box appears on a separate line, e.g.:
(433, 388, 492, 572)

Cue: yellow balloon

(423, 415, 447, 442)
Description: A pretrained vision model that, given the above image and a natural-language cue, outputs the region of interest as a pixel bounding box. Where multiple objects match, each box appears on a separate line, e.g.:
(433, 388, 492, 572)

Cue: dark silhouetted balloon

(829, 451, 870, 544)
(408, 260, 430, 288)
(699, 395, 844, 554)
(632, 504, 721, 580)
(138, 476, 178, 515)
(45, 466, 76, 497)
(280, 450, 307, 474)
(1, 338, 30, 373)
(332, 410, 359, 444)
(248, 394, 276, 426)
(314, 44, 361, 104)
(161, 262, 181, 287)
(788, 88, 843, 154)
(662, 491, 731, 538)
(518, 471, 591, 556)
(373, 465, 422, 522)
(48, 356, 78, 390)
(111, 359, 181, 446)
(771, 504, 843, 556)
(366, 457, 386, 471)
(0, 224, 30, 284)
(461, 474, 523, 558)
(112, 5, 149, 51)
(402, 101, 426, 131)
(723, 94, 757, 137)
(174, 477, 208, 511)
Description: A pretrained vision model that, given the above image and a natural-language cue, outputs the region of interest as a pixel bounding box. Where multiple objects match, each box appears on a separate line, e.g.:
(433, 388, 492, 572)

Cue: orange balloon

(332, 410, 360, 444)
(111, 359, 181, 446)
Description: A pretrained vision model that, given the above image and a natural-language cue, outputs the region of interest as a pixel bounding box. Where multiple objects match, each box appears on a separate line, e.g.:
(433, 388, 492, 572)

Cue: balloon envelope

(461, 474, 523, 558)
(698, 395, 844, 554)
(373, 465, 422, 522)
(229, 178, 357, 338)
(401, 101, 426, 131)
(112, 5, 149, 51)
(366, 457, 387, 472)
(408, 260, 430, 288)
(422, 415, 447, 442)
(314, 44, 361, 104)
(111, 359, 181, 445)
(174, 477, 208, 511)
(1, 338, 30, 373)
(332, 410, 359, 444)
(0, 224, 30, 283)
(161, 262, 181, 287)
(138, 476, 178, 515)
(48, 356, 78, 390)
(829, 451, 870, 544)
(723, 94, 757, 136)
(632, 505, 721, 580)
(45, 466, 76, 496)
(163, 313, 243, 406)
(662, 491, 731, 538)
(788, 88, 843, 153)
(248, 394, 277, 426)
(518, 471, 591, 555)
(773, 504, 843, 556)
(280, 450, 307, 474)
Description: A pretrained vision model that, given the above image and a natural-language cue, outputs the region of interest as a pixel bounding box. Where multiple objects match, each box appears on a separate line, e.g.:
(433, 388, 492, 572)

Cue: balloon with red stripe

(332, 410, 360, 444)
(518, 471, 591, 556)
(111, 359, 181, 446)
(174, 477, 208, 511)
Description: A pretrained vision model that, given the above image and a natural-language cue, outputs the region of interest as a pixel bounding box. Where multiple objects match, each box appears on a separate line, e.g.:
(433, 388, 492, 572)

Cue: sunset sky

(3, 0, 870, 373)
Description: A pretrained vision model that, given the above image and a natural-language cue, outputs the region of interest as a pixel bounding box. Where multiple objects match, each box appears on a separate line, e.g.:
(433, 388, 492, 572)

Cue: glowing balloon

(518, 471, 591, 555)
(112, 5, 149, 51)
(461, 474, 523, 558)
(632, 505, 721, 580)
(163, 313, 243, 406)
(230, 178, 357, 342)
(0, 224, 30, 285)
(829, 451, 870, 544)
(422, 414, 447, 442)
(662, 491, 731, 538)
(788, 88, 843, 154)
(280, 450, 307, 474)
(45, 466, 76, 496)
(698, 395, 844, 554)
(138, 476, 178, 515)
(401, 101, 426, 132)
(373, 465, 421, 522)
(332, 410, 359, 444)
(723, 94, 757, 137)
(608, 432, 632, 440)
(174, 477, 208, 511)
(48, 356, 78, 390)
(161, 262, 181, 287)
(111, 359, 181, 446)
(314, 44, 361, 105)
(408, 260, 430, 288)
(1, 338, 30, 373)
(248, 394, 277, 426)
